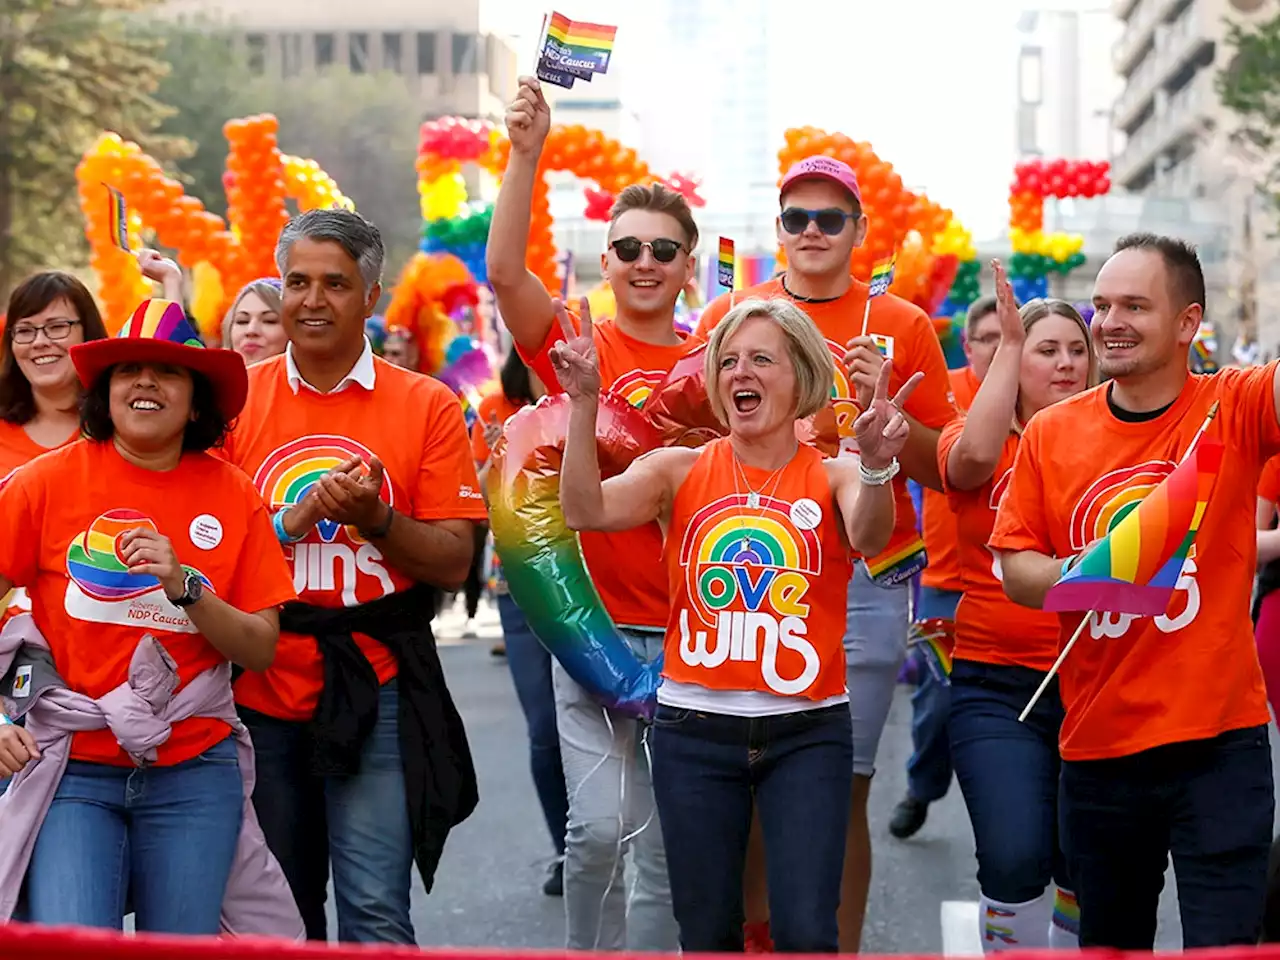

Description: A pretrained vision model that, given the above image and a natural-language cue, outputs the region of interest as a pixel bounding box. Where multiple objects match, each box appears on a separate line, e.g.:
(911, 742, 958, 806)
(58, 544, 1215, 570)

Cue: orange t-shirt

(470, 391, 526, 464)
(697, 278, 958, 584)
(662, 439, 852, 699)
(0, 439, 296, 765)
(0, 420, 78, 622)
(937, 419, 1060, 670)
(222, 354, 489, 720)
(990, 367, 1280, 761)
(1259, 455, 1280, 503)
(521, 318, 696, 629)
(920, 367, 980, 591)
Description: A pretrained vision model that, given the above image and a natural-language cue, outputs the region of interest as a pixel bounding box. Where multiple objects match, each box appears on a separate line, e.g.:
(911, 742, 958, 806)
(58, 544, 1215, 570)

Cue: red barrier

(3, 924, 1276, 960)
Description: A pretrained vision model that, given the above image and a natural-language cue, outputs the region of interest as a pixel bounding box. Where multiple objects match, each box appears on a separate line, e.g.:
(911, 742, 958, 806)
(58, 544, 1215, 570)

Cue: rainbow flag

(537, 12, 617, 87)
(868, 255, 896, 297)
(1044, 436, 1223, 616)
(909, 618, 955, 682)
(104, 184, 129, 250)
(717, 237, 735, 290)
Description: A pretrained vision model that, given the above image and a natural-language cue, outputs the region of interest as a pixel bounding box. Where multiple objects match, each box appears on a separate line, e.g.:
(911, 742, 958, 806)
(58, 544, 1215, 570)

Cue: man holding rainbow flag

(696, 154, 957, 952)
(991, 232, 1280, 949)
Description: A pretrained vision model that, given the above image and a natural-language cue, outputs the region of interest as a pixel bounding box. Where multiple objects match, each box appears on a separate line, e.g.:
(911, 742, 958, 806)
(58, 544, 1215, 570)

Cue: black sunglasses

(780, 207, 858, 236)
(610, 237, 684, 263)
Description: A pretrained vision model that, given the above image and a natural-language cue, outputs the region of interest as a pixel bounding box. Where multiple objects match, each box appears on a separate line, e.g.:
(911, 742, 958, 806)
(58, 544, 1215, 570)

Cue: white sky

(485, 0, 1026, 239)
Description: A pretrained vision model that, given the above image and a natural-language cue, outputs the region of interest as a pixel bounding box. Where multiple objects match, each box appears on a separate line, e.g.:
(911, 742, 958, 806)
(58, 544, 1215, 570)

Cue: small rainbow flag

(1191, 321, 1218, 374)
(909, 618, 955, 682)
(717, 237, 735, 290)
(104, 184, 129, 251)
(537, 12, 617, 88)
(1044, 435, 1223, 616)
(868, 255, 896, 297)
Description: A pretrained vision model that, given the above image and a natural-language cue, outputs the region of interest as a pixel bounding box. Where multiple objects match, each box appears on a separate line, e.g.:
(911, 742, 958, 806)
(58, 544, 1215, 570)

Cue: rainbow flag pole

(1017, 401, 1222, 722)
(103, 184, 130, 251)
(860, 254, 896, 336)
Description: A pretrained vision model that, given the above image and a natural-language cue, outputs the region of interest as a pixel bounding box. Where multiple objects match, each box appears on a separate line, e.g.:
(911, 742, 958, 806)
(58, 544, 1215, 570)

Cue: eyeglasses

(11, 319, 81, 344)
(779, 207, 858, 236)
(609, 237, 684, 263)
(968, 333, 1001, 347)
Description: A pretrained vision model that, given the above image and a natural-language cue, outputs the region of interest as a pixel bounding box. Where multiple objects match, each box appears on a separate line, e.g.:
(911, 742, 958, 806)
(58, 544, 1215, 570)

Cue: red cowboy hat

(71, 299, 248, 420)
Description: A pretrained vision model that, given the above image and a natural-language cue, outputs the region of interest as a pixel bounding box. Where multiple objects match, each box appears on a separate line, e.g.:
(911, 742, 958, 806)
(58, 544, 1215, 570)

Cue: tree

(241, 68, 425, 281)
(148, 18, 255, 219)
(0, 0, 176, 296)
(1216, 12, 1280, 213)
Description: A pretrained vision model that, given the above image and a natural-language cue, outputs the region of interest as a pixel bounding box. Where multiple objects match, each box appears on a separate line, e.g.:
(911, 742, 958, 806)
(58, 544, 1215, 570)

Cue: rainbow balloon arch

(76, 113, 1112, 379)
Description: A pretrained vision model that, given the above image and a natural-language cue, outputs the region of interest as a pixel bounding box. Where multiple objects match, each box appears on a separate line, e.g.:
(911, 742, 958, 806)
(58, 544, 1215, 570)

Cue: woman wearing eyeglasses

(0, 253, 181, 486)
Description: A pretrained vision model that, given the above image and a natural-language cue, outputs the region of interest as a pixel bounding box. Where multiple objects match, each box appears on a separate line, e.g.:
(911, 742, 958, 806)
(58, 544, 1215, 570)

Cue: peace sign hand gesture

(548, 297, 601, 400)
(853, 360, 923, 471)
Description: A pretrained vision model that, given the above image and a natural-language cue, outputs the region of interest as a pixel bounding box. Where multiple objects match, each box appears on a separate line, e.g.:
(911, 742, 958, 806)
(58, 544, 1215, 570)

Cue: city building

(160, 0, 519, 123)
(1016, 3, 1121, 161)
(1110, 0, 1273, 198)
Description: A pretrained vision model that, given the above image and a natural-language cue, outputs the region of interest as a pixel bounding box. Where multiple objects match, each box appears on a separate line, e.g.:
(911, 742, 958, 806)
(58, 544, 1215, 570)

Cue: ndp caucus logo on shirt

(64, 508, 213, 631)
(675, 494, 825, 696)
(1072, 459, 1199, 638)
(253, 435, 396, 604)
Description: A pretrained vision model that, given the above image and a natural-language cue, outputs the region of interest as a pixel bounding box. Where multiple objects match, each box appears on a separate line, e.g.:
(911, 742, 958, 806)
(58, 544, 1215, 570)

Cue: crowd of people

(0, 71, 1277, 955)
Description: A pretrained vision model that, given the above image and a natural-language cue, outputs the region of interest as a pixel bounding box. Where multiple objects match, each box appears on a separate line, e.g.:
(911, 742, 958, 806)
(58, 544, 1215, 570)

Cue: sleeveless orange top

(662, 439, 852, 700)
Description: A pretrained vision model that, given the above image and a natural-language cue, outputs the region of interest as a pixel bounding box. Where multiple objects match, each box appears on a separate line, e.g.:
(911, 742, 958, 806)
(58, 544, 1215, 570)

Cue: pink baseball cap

(779, 156, 862, 206)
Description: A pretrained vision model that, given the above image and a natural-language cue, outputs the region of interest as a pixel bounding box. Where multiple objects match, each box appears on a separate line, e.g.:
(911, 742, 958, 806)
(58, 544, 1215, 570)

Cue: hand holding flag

(1018, 402, 1223, 721)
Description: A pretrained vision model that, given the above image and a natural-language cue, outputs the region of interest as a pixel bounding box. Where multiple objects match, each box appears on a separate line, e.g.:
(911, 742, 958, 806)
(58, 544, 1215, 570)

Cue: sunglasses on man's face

(779, 207, 858, 237)
(609, 237, 684, 263)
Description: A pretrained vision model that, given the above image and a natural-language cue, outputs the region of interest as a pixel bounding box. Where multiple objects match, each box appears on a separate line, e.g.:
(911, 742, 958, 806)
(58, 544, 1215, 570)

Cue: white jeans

(552, 628, 678, 951)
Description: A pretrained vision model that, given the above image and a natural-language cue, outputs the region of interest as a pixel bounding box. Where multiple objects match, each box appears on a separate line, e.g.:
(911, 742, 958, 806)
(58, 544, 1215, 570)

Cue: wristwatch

(170, 570, 204, 608)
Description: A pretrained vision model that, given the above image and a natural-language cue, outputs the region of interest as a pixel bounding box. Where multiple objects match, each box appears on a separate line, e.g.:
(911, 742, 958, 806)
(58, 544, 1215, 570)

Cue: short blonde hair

(704, 298, 834, 425)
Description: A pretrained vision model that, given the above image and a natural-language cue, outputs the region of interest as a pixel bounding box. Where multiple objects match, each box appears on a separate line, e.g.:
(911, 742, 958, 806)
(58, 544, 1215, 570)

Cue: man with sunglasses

(487, 75, 693, 953)
(696, 156, 957, 951)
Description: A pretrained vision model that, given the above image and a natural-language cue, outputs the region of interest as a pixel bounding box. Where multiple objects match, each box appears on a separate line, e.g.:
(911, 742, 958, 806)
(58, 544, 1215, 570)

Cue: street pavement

(373, 597, 1277, 954)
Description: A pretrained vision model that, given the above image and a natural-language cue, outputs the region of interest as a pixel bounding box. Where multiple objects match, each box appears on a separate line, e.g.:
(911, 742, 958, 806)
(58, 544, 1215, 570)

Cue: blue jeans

(25, 735, 243, 933)
(242, 680, 414, 944)
(498, 593, 567, 855)
(1060, 724, 1273, 949)
(650, 703, 853, 953)
(949, 659, 1067, 903)
(905, 587, 959, 803)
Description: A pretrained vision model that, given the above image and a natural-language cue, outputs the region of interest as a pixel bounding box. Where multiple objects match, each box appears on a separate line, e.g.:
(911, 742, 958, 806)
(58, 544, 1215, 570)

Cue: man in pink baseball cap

(695, 154, 958, 951)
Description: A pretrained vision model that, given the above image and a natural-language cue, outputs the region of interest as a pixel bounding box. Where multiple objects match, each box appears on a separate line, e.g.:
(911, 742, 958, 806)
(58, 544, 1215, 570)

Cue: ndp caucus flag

(536, 12, 617, 89)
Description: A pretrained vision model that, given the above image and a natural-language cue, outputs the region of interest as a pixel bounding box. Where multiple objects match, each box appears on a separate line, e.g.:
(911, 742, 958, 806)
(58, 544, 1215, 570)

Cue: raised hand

(505, 76, 551, 157)
(548, 297, 601, 400)
(483, 412, 503, 452)
(843, 335, 886, 411)
(991, 259, 1025, 347)
(853, 360, 924, 471)
(136, 249, 183, 301)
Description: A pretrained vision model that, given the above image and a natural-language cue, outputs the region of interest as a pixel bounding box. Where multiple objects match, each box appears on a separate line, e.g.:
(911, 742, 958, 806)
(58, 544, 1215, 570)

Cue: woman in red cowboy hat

(0, 298, 298, 935)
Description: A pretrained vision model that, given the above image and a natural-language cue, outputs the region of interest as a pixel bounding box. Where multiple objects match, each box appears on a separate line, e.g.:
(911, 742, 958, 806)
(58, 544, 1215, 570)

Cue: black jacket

(279, 584, 478, 893)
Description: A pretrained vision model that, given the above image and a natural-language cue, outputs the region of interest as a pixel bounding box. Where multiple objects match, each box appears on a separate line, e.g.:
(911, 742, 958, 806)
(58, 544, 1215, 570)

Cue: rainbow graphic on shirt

(252, 435, 393, 543)
(679, 494, 823, 629)
(66, 509, 210, 603)
(609, 369, 669, 409)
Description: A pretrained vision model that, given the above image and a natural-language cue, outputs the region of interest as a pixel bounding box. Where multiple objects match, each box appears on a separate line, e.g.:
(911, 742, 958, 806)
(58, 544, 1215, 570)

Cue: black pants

(1060, 725, 1273, 948)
